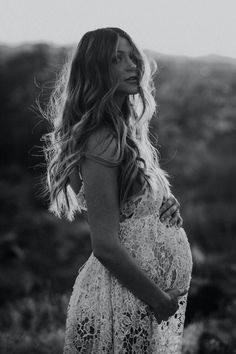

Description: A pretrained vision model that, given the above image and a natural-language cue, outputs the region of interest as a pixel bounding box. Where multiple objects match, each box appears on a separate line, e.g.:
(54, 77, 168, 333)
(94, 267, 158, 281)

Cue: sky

(0, 0, 236, 58)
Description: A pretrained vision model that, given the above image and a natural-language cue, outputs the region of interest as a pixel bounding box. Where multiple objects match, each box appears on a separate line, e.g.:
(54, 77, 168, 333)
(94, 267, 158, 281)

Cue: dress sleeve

(80, 129, 122, 168)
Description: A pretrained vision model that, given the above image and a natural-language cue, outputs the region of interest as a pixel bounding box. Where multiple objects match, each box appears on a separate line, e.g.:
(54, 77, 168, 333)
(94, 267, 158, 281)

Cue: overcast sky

(1, 0, 236, 58)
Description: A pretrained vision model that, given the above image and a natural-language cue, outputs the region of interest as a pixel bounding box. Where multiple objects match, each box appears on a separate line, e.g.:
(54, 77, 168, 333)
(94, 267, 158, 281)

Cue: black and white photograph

(0, 0, 235, 353)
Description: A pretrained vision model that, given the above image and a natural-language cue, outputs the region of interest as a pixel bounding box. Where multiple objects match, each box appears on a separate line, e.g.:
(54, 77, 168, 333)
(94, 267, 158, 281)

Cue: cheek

(112, 68, 123, 82)
(110, 70, 118, 84)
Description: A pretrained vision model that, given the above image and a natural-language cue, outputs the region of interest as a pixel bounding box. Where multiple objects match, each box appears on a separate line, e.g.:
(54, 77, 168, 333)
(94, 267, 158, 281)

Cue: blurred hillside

(0, 43, 236, 353)
(147, 49, 236, 252)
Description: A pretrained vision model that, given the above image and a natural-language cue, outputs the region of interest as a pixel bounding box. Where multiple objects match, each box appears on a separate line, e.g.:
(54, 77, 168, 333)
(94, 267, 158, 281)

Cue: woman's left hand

(159, 194, 183, 228)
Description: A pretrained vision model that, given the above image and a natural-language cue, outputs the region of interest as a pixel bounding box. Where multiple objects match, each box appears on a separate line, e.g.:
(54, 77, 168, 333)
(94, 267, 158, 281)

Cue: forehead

(116, 36, 133, 53)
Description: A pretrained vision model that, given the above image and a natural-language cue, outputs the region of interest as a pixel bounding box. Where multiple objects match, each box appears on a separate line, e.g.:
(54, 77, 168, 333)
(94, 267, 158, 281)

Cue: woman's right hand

(151, 288, 188, 324)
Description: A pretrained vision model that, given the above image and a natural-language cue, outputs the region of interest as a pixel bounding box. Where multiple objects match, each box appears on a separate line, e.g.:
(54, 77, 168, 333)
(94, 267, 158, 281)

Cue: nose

(127, 57, 136, 69)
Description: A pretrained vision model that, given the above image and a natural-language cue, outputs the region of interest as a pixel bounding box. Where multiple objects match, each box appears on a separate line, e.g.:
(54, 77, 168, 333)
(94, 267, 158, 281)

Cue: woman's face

(111, 36, 139, 101)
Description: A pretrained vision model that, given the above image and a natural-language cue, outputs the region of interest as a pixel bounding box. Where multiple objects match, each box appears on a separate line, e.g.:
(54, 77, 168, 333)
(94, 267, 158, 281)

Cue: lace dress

(63, 174, 193, 353)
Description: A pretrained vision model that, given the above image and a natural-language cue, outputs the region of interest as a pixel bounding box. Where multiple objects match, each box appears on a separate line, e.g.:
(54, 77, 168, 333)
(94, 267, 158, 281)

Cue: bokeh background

(0, 1, 236, 353)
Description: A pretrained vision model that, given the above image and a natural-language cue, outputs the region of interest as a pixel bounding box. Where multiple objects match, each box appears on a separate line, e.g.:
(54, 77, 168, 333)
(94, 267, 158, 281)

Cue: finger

(168, 301, 179, 315)
(167, 194, 180, 210)
(176, 288, 188, 297)
(160, 202, 178, 220)
(176, 216, 183, 228)
(157, 318, 166, 324)
(166, 288, 188, 298)
(172, 214, 183, 228)
(153, 312, 167, 324)
(159, 198, 173, 217)
(157, 316, 169, 324)
(160, 204, 179, 222)
(172, 303, 179, 313)
(169, 211, 180, 227)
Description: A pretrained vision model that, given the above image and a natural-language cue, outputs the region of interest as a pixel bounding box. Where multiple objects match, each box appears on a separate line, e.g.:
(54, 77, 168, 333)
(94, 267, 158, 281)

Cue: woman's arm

(80, 131, 167, 310)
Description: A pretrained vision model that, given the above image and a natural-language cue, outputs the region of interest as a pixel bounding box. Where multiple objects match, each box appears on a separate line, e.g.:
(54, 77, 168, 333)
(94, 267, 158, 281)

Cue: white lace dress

(63, 177, 193, 353)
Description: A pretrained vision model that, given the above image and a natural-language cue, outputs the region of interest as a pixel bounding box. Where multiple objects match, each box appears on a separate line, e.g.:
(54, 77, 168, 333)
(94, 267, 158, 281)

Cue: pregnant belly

(153, 223, 193, 292)
(119, 217, 193, 292)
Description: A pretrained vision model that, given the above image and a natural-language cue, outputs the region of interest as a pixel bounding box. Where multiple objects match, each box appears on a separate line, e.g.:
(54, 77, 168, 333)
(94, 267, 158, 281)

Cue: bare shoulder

(84, 127, 120, 162)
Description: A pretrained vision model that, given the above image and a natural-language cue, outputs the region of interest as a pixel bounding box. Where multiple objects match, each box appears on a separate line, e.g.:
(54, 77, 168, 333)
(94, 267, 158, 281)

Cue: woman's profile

(41, 27, 193, 353)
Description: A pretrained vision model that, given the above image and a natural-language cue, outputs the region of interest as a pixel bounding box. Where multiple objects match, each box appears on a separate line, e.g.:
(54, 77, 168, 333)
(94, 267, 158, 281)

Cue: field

(0, 44, 236, 353)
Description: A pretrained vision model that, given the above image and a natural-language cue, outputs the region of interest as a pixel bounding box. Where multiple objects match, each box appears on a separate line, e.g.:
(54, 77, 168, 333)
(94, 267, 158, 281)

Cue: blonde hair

(40, 27, 171, 220)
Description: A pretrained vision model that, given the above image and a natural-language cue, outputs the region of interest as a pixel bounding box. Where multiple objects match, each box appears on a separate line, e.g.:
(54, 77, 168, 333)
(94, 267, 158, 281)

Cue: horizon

(1, 41, 236, 63)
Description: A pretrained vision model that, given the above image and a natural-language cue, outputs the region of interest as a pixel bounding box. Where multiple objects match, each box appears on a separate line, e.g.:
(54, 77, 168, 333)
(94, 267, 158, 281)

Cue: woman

(42, 27, 193, 353)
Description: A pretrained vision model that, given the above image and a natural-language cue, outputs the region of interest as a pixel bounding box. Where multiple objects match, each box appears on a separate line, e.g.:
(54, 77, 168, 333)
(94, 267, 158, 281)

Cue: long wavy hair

(40, 27, 171, 220)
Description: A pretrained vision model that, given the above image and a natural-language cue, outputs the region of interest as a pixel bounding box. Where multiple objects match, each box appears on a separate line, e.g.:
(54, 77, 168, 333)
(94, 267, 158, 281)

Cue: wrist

(150, 289, 168, 310)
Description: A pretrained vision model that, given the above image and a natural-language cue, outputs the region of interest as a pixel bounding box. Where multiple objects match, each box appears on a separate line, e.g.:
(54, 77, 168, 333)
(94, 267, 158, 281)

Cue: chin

(129, 91, 139, 96)
(127, 87, 139, 95)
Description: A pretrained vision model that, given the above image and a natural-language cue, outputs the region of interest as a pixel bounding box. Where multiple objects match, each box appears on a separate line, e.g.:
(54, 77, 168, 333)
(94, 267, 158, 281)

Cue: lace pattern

(63, 179, 193, 353)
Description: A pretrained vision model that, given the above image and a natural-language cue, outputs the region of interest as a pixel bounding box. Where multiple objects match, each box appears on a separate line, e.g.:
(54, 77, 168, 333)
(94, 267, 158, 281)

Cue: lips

(125, 76, 138, 83)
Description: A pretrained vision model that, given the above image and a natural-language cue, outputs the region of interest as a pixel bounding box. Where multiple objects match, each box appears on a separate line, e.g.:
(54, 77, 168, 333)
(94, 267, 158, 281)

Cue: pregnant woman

(42, 27, 193, 353)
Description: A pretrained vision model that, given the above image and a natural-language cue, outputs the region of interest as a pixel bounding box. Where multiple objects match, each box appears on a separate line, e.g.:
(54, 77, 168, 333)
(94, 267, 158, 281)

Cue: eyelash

(112, 54, 135, 64)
